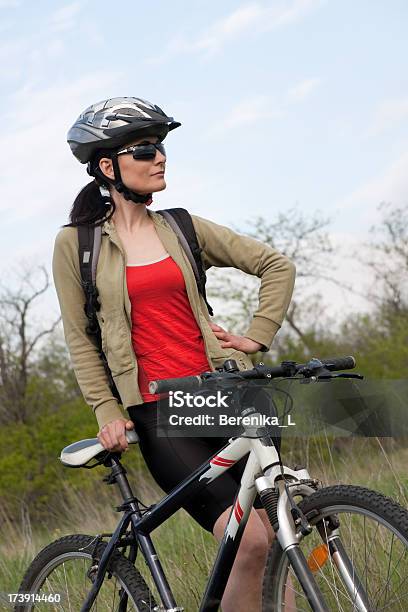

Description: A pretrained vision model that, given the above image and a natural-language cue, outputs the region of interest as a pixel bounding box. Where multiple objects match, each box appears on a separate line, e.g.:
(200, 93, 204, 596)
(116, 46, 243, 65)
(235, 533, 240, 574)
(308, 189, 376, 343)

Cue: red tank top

(126, 255, 211, 402)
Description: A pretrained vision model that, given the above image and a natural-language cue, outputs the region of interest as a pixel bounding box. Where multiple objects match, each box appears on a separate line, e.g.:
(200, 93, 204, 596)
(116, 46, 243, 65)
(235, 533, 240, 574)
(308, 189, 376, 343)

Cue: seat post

(104, 454, 137, 506)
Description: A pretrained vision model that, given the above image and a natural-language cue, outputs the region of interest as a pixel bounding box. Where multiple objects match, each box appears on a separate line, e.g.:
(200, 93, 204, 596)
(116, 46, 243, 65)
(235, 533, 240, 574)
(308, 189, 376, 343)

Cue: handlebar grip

(321, 356, 356, 371)
(260, 366, 289, 379)
(149, 375, 203, 395)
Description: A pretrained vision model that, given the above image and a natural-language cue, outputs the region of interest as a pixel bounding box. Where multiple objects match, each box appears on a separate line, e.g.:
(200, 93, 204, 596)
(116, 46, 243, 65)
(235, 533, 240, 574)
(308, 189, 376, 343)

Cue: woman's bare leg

(213, 506, 269, 612)
(255, 508, 274, 544)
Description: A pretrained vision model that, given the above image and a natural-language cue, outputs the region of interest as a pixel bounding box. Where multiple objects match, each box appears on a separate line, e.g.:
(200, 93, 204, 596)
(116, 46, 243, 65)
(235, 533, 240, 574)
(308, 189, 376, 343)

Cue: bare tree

(359, 202, 408, 317)
(0, 265, 60, 424)
(207, 206, 337, 352)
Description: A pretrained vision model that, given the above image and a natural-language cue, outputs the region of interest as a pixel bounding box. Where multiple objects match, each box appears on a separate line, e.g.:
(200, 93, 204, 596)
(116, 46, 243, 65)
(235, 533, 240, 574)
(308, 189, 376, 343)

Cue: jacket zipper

(107, 231, 139, 377)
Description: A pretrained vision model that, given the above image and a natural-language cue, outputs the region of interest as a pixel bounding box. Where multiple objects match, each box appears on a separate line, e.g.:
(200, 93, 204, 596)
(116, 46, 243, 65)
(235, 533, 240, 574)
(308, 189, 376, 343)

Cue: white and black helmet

(67, 97, 180, 164)
(67, 97, 180, 204)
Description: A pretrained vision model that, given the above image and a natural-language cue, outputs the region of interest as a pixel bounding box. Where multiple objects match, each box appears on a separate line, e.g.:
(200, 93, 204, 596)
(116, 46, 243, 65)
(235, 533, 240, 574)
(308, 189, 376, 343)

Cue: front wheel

(263, 485, 408, 611)
(15, 534, 157, 611)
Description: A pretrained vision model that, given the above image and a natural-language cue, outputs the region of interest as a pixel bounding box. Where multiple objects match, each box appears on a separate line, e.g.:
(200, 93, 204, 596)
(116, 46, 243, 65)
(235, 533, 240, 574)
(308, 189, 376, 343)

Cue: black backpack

(78, 208, 213, 403)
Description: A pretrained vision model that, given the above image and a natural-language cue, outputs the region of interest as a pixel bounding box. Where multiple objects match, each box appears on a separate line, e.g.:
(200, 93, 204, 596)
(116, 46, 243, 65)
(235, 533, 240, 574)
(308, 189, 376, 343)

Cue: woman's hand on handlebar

(209, 322, 263, 354)
(97, 418, 135, 452)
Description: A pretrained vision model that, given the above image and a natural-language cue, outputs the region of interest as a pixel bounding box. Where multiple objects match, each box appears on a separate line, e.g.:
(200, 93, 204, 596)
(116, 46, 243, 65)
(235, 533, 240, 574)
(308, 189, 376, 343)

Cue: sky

(1, 0, 407, 326)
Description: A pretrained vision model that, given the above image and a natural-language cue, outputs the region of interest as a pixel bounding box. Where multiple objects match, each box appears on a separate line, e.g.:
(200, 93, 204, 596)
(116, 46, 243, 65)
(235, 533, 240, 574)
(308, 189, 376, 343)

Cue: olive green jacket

(52, 210, 296, 429)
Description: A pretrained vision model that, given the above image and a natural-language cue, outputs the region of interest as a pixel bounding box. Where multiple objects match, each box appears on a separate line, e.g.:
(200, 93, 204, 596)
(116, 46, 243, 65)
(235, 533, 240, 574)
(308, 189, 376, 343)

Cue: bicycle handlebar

(317, 356, 355, 371)
(149, 355, 356, 395)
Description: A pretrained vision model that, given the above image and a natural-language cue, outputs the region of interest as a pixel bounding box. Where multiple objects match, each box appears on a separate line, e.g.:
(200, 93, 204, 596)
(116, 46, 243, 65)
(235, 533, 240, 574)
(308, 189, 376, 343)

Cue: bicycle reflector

(307, 544, 329, 572)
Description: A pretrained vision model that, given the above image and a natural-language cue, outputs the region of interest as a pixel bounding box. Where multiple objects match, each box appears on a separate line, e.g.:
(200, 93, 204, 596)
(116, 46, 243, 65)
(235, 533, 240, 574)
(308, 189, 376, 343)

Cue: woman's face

(99, 134, 167, 195)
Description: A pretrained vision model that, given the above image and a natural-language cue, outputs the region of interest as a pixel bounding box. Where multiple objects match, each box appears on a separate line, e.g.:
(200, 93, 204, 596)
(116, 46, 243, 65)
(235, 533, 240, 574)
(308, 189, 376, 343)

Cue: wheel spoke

(376, 586, 408, 610)
(15, 536, 155, 611)
(62, 563, 72, 612)
(264, 488, 408, 612)
(373, 549, 408, 609)
(379, 532, 394, 607)
(322, 520, 348, 611)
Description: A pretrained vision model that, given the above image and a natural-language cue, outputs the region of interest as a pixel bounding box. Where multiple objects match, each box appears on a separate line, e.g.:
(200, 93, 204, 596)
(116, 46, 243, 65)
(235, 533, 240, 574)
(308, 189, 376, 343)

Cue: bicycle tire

(262, 484, 408, 611)
(15, 534, 157, 611)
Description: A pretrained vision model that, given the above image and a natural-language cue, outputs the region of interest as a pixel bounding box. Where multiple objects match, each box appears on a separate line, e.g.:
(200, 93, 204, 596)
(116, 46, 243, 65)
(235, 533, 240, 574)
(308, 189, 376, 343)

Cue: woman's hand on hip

(97, 418, 135, 452)
(209, 322, 263, 354)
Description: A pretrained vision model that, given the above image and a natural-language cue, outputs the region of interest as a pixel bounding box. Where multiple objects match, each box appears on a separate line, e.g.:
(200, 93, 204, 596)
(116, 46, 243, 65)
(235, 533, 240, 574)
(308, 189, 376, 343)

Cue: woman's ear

(99, 157, 115, 180)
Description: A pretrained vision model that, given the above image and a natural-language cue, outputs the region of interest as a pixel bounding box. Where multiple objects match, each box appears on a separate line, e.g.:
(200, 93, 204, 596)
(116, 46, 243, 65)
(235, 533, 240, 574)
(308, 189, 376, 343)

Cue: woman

(53, 96, 296, 611)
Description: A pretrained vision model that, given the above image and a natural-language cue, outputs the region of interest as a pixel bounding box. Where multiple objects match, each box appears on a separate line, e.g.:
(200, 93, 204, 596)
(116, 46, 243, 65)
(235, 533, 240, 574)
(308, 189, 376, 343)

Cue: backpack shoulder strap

(78, 224, 102, 287)
(158, 208, 213, 316)
(77, 224, 102, 334)
(77, 224, 122, 403)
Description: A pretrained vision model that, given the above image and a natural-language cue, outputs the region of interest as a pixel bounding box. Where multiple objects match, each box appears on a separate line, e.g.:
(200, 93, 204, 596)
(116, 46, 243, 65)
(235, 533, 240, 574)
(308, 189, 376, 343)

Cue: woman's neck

(111, 191, 151, 232)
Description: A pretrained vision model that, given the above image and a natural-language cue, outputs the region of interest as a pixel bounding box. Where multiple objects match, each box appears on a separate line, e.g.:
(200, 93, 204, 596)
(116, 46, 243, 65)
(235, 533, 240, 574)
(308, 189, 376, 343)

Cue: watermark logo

(169, 390, 230, 408)
(157, 387, 296, 437)
(156, 378, 408, 438)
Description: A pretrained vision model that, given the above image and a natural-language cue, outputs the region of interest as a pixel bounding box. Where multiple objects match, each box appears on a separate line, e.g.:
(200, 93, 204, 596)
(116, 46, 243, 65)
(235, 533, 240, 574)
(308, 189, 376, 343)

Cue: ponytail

(64, 179, 116, 227)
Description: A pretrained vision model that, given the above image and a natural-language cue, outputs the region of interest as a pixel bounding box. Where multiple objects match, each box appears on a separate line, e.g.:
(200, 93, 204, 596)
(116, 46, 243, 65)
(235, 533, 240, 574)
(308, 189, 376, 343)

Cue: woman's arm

(191, 215, 296, 351)
(52, 227, 126, 428)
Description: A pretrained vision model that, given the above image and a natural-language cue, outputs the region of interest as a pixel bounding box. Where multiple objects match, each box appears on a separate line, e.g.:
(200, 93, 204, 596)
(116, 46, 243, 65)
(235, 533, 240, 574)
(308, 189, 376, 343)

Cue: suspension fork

(256, 478, 329, 612)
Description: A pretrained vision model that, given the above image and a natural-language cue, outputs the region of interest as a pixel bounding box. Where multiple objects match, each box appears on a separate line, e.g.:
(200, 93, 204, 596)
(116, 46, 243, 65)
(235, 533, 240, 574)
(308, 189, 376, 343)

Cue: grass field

(1, 436, 407, 610)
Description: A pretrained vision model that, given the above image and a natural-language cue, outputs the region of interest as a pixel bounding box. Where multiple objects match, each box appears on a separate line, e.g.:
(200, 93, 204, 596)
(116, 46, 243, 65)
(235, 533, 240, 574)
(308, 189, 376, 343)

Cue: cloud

(0, 23, 65, 84)
(207, 95, 285, 137)
(336, 150, 408, 227)
(0, 19, 13, 33)
(287, 77, 321, 103)
(0, 37, 29, 78)
(49, 1, 81, 32)
(0, 0, 20, 7)
(194, 4, 264, 56)
(147, 0, 323, 63)
(207, 77, 320, 136)
(369, 95, 408, 136)
(0, 71, 122, 223)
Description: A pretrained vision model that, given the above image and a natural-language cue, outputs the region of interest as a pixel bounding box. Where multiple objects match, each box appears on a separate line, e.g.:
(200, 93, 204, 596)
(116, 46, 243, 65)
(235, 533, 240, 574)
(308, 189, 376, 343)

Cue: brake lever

(300, 372, 364, 384)
(317, 373, 364, 380)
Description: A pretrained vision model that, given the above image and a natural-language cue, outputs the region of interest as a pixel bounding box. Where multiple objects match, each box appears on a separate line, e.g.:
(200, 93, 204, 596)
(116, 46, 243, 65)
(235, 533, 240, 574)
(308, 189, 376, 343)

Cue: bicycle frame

(80, 409, 328, 612)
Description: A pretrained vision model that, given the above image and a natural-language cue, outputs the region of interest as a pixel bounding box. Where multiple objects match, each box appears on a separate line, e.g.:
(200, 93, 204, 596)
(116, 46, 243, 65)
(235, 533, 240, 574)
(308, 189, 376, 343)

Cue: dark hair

(64, 180, 115, 227)
(65, 149, 116, 227)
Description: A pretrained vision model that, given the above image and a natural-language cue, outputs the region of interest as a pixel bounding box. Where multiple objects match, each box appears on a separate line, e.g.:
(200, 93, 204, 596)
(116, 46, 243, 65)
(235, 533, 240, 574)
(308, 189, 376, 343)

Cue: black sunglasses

(116, 141, 166, 160)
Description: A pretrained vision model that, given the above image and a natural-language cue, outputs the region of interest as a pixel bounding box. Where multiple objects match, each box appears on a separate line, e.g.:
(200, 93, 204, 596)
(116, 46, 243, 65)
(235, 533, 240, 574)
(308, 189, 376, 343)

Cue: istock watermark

(168, 390, 230, 408)
(156, 378, 408, 438)
(157, 385, 295, 437)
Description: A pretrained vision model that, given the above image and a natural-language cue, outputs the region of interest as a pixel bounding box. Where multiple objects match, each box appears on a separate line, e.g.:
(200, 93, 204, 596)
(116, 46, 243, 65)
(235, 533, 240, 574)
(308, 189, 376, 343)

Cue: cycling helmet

(67, 97, 181, 203)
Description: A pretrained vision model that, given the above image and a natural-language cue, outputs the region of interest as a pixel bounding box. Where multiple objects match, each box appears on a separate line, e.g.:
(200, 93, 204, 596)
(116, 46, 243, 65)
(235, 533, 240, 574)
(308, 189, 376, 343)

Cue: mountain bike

(15, 356, 408, 611)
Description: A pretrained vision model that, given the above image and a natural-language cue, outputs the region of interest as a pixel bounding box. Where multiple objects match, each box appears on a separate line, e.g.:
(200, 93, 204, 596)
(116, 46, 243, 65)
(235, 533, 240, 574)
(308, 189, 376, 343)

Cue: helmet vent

(115, 107, 143, 116)
(67, 96, 180, 163)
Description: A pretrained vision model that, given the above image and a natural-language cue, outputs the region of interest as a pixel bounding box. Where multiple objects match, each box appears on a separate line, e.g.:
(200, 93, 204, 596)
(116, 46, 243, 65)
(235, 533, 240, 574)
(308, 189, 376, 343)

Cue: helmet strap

(92, 156, 153, 206)
(111, 154, 152, 205)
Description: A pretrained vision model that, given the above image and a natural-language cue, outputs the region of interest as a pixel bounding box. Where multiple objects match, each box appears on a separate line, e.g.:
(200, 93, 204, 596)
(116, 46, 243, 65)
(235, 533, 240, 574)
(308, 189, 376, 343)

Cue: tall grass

(1, 438, 407, 610)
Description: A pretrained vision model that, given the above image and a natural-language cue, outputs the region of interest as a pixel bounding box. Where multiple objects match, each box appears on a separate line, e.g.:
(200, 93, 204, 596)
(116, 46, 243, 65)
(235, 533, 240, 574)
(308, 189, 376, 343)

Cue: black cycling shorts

(128, 390, 280, 533)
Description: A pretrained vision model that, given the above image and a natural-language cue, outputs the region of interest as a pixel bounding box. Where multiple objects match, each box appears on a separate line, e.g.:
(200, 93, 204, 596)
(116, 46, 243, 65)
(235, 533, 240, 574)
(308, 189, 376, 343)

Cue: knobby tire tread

(262, 484, 408, 611)
(16, 533, 156, 611)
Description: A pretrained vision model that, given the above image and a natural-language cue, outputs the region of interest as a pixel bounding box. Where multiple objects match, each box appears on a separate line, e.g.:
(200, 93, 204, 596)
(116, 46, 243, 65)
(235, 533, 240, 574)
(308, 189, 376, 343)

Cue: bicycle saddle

(60, 430, 139, 468)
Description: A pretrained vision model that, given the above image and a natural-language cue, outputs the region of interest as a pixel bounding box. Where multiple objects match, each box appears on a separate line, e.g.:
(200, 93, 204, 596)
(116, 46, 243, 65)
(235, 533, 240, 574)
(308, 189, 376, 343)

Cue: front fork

(256, 474, 370, 612)
(323, 531, 371, 612)
(256, 476, 329, 612)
